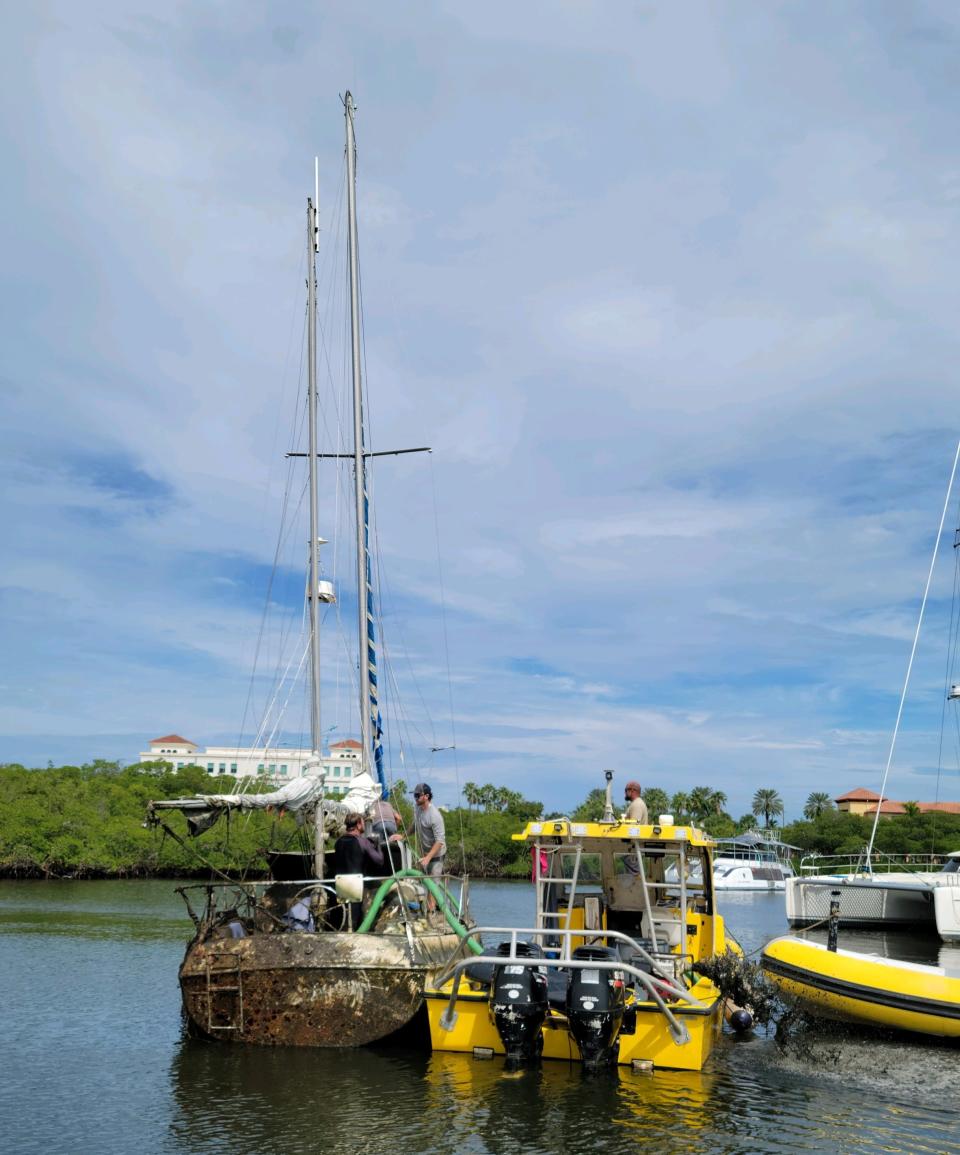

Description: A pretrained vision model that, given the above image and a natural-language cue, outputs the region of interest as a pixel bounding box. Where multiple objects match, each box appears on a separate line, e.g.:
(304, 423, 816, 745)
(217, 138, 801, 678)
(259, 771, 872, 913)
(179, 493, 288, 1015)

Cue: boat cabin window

(940, 857, 960, 875)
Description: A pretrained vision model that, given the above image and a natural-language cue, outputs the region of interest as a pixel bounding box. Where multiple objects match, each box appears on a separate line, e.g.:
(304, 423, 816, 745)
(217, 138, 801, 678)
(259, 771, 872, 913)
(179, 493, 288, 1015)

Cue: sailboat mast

(345, 91, 374, 777)
(306, 196, 322, 756)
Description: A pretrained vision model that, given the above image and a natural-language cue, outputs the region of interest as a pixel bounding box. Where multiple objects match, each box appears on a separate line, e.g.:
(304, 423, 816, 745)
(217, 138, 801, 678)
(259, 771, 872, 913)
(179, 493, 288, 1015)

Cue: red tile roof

(864, 800, 960, 816)
(330, 739, 362, 749)
(918, 801, 960, 815)
(835, 787, 885, 802)
(863, 801, 905, 815)
(149, 734, 195, 746)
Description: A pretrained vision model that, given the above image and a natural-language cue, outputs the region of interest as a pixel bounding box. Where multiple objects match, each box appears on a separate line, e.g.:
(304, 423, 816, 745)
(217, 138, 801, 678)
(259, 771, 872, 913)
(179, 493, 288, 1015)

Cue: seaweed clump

(694, 950, 807, 1040)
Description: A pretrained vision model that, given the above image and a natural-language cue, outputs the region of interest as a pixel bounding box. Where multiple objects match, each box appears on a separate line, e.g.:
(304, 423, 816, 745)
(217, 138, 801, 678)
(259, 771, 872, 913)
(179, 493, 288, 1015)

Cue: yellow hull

(762, 936, 960, 1038)
(424, 976, 723, 1072)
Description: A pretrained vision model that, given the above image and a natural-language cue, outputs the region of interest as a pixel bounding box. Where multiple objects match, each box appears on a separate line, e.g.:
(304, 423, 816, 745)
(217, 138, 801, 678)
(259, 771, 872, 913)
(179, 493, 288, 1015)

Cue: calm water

(2, 880, 959, 1155)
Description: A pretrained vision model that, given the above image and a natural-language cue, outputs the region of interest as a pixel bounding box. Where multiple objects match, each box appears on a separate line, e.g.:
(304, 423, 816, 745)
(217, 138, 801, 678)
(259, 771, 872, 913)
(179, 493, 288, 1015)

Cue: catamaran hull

(180, 930, 463, 1047)
(785, 875, 935, 929)
(762, 935, 960, 1038)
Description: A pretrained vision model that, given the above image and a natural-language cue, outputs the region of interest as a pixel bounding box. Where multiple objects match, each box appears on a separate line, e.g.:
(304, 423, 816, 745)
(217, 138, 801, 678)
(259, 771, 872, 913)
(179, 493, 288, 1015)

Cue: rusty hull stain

(181, 929, 465, 1047)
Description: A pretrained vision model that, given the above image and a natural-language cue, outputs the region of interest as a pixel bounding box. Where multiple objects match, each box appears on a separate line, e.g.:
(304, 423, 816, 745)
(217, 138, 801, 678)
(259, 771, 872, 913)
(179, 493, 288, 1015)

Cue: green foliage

(0, 762, 295, 878)
(571, 788, 607, 822)
(780, 808, 960, 858)
(0, 765, 547, 880)
(643, 788, 670, 820)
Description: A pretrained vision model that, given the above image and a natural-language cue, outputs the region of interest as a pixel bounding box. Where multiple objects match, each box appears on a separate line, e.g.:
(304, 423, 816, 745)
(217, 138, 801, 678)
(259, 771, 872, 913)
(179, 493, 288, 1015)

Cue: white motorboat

(712, 834, 797, 891)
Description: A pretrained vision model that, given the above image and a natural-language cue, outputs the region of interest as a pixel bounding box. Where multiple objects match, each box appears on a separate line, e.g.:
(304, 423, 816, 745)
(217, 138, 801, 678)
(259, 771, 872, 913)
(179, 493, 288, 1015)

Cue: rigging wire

(428, 449, 467, 861)
(930, 495, 960, 856)
(234, 254, 310, 789)
(867, 439, 960, 866)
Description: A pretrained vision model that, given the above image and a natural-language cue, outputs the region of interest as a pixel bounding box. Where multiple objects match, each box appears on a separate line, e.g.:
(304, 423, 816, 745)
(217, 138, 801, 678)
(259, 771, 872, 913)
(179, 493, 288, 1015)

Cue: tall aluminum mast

(306, 196, 322, 756)
(345, 91, 374, 777)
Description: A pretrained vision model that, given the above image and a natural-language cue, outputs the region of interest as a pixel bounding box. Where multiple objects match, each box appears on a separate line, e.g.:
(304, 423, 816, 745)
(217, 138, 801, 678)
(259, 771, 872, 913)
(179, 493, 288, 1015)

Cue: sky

(4, 1, 960, 820)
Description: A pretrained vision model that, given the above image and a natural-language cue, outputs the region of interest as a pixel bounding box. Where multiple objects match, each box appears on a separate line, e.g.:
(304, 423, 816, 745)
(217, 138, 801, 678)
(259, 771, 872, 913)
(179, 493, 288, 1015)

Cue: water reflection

(5, 880, 960, 1155)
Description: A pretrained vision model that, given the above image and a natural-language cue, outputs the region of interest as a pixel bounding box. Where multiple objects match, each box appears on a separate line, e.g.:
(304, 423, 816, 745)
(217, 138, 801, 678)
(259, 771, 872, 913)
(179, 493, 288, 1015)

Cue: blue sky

(4, 2, 960, 820)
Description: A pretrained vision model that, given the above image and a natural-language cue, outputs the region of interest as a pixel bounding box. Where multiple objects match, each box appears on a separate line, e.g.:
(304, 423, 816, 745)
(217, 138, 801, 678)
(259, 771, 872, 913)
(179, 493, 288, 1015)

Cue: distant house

(835, 786, 960, 819)
(834, 788, 886, 816)
(138, 734, 363, 795)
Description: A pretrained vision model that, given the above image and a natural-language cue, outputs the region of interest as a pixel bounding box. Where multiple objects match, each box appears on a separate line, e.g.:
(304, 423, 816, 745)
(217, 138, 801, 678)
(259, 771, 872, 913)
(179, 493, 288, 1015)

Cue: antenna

(313, 157, 320, 252)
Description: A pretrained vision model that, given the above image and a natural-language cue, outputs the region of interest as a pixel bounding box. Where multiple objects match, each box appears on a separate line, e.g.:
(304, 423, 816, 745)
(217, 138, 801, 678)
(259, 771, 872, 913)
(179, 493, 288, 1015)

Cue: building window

(333, 766, 341, 777)
(207, 763, 214, 772)
(230, 763, 237, 774)
(269, 763, 276, 773)
(257, 764, 264, 774)
(342, 767, 352, 778)
(177, 762, 184, 769)
(280, 765, 288, 775)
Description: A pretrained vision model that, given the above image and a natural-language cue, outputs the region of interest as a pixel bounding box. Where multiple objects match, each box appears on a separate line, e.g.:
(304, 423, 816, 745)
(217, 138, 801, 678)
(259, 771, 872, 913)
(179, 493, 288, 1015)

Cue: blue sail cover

(363, 490, 388, 800)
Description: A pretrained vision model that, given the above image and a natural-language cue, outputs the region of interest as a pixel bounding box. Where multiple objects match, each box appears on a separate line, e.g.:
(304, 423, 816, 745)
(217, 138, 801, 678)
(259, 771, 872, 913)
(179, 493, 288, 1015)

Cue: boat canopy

(147, 772, 382, 836)
(513, 818, 715, 850)
(718, 832, 802, 853)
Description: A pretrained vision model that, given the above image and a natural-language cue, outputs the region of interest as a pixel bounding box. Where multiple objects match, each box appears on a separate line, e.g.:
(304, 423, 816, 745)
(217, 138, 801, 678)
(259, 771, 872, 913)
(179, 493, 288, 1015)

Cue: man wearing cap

(623, 781, 649, 824)
(412, 783, 445, 912)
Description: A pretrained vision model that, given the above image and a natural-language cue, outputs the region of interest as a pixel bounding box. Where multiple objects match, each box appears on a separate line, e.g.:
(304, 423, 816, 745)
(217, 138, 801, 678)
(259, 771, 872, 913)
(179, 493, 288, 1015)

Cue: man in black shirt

(334, 812, 385, 930)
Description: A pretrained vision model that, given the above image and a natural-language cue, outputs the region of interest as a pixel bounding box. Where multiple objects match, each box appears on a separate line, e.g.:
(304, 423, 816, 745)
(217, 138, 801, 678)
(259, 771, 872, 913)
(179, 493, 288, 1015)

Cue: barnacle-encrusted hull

(180, 927, 465, 1047)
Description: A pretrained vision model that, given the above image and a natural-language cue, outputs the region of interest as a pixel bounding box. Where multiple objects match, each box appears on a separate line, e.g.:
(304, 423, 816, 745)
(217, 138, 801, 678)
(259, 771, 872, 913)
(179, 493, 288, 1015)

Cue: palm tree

(463, 782, 480, 811)
(711, 789, 728, 815)
(670, 792, 690, 821)
(752, 787, 784, 830)
(803, 791, 833, 820)
(643, 787, 670, 821)
(687, 786, 712, 822)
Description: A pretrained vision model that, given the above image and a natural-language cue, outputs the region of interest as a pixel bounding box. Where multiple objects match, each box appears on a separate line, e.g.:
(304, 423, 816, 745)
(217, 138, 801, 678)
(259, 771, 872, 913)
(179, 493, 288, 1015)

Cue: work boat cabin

(528, 818, 718, 954)
(426, 815, 738, 1072)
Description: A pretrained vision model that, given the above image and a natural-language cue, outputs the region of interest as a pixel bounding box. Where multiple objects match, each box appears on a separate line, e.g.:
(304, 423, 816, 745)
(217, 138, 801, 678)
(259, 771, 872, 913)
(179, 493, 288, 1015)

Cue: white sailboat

(148, 93, 476, 1047)
(785, 443, 960, 940)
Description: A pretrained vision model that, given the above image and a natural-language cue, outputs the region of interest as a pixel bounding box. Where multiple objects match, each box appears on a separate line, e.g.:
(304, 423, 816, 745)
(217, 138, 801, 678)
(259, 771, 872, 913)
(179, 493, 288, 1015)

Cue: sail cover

(147, 773, 383, 836)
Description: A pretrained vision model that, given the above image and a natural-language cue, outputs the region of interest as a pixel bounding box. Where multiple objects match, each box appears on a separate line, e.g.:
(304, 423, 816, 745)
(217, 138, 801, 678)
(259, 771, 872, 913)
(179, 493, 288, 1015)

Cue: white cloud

(4, 2, 960, 820)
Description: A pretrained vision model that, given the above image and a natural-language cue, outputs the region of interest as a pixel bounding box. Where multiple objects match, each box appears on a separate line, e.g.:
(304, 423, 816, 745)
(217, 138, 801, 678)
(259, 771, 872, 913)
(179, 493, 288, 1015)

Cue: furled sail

(148, 772, 382, 836)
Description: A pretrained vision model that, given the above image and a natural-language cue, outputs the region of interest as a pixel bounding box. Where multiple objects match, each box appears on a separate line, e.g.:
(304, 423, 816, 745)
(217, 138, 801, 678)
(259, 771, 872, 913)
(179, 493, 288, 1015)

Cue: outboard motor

(566, 946, 625, 1069)
(490, 941, 548, 1067)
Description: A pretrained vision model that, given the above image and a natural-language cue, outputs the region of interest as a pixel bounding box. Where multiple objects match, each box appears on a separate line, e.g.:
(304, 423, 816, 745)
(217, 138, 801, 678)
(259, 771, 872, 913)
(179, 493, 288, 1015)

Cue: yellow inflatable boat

(762, 935, 960, 1038)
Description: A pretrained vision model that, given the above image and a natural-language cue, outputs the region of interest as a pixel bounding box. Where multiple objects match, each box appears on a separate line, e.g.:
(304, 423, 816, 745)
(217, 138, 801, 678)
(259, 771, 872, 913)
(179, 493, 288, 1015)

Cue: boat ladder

(538, 844, 583, 946)
(203, 952, 245, 1033)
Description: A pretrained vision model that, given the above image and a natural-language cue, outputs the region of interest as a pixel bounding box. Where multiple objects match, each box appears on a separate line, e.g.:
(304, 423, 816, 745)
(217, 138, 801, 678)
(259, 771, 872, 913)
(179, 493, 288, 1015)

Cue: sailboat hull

(180, 929, 465, 1047)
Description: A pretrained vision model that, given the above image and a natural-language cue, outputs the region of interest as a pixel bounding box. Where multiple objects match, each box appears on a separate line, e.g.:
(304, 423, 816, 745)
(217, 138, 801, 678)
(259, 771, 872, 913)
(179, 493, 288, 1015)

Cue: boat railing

(175, 870, 467, 929)
(434, 926, 709, 1047)
(798, 849, 946, 876)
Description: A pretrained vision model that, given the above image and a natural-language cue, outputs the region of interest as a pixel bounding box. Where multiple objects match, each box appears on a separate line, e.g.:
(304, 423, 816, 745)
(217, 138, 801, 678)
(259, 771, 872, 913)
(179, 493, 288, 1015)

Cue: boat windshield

(939, 856, 960, 875)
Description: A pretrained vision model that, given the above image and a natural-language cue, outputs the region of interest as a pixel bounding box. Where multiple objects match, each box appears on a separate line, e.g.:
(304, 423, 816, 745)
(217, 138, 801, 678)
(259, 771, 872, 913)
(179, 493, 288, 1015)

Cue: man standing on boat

(412, 783, 445, 912)
(334, 813, 385, 930)
(624, 781, 649, 824)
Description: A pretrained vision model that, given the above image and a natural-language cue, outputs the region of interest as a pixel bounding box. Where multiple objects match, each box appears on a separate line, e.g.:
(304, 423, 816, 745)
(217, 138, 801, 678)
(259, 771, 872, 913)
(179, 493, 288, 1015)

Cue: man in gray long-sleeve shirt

(412, 782, 445, 912)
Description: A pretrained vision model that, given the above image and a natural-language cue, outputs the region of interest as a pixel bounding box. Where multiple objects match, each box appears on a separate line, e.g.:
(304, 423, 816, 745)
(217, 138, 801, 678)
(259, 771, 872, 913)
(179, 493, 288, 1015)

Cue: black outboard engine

(490, 941, 548, 1067)
(566, 945, 625, 1069)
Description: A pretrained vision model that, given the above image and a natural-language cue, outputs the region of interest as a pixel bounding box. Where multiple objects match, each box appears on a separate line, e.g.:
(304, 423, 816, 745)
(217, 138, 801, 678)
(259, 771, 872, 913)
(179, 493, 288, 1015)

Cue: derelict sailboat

(148, 93, 476, 1047)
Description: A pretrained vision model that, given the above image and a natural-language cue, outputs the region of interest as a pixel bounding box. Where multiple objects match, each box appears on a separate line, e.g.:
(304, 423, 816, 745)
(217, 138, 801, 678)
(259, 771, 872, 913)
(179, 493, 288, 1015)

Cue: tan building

(139, 734, 363, 795)
(835, 787, 960, 818)
(834, 787, 886, 816)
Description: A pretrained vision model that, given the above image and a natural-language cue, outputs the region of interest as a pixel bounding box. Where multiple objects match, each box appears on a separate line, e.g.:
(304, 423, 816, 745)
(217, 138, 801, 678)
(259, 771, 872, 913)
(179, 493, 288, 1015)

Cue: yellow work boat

(425, 777, 744, 1072)
(762, 935, 960, 1038)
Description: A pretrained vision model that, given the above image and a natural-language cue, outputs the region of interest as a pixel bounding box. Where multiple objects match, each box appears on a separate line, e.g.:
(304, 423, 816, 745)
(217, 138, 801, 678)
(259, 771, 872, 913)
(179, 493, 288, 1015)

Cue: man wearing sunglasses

(412, 783, 445, 913)
(623, 781, 649, 824)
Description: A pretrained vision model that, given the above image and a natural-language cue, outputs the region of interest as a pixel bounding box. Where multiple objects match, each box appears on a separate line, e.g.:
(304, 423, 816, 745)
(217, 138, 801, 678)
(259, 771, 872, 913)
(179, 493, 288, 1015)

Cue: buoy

(723, 1000, 754, 1033)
